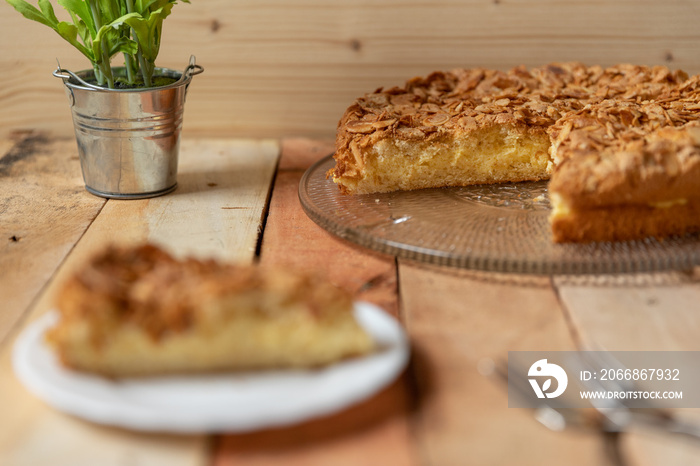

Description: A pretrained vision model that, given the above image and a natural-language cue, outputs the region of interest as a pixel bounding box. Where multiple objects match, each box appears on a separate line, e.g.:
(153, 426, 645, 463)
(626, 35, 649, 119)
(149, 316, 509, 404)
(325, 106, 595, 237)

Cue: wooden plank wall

(1, 0, 699, 140)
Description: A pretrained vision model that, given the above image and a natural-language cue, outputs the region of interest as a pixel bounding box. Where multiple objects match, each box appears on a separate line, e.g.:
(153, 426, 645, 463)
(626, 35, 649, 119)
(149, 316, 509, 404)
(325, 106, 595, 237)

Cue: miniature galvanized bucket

(53, 57, 203, 199)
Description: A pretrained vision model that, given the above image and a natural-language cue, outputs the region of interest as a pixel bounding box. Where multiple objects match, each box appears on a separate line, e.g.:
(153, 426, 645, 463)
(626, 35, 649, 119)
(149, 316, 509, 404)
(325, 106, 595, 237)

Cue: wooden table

(2, 133, 700, 466)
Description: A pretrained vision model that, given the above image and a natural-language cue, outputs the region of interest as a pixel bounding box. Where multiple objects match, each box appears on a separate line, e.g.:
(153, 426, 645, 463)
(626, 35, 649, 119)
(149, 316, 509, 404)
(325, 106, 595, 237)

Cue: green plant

(5, 0, 189, 88)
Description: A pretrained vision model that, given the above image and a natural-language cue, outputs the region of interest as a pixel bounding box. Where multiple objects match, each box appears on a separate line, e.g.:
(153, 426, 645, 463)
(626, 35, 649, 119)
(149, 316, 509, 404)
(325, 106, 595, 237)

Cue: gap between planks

(0, 137, 279, 466)
(397, 263, 608, 466)
(214, 137, 419, 466)
(552, 271, 700, 464)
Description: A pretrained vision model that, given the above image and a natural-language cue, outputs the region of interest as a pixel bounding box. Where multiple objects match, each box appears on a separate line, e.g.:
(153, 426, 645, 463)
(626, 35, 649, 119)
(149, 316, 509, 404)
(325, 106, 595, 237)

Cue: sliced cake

(330, 63, 700, 242)
(47, 244, 373, 377)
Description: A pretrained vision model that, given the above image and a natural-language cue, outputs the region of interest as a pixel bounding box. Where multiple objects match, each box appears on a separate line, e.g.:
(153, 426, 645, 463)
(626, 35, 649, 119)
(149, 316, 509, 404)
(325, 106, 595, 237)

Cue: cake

(330, 63, 700, 242)
(47, 244, 373, 377)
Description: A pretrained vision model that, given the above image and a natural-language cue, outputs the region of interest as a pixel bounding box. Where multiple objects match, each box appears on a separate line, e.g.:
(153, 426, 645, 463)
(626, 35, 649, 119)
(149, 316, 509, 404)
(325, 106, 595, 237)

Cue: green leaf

(108, 37, 138, 56)
(56, 21, 94, 59)
(135, 0, 156, 13)
(97, 0, 118, 22)
(143, 4, 172, 52)
(135, 0, 184, 15)
(68, 10, 91, 44)
(92, 11, 141, 59)
(147, 0, 171, 12)
(8, 0, 189, 88)
(57, 0, 96, 35)
(5, 0, 58, 29)
(118, 14, 148, 53)
(102, 11, 143, 31)
(38, 0, 59, 24)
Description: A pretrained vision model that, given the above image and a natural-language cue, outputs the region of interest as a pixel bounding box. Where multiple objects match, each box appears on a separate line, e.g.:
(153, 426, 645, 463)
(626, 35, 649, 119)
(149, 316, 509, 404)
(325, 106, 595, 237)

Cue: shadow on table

(401, 260, 699, 289)
(214, 342, 435, 459)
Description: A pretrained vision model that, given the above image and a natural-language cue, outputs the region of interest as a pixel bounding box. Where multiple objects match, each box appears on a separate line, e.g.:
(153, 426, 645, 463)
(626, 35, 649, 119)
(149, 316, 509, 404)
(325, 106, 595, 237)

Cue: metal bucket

(54, 57, 203, 199)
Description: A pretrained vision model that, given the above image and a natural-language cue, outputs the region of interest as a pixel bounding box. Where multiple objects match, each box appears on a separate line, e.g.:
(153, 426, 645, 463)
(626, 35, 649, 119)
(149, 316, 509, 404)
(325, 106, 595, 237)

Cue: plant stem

(88, 0, 114, 88)
(124, 0, 137, 85)
(100, 40, 115, 88)
(137, 51, 152, 88)
(88, 0, 101, 28)
(93, 63, 105, 86)
(124, 53, 136, 84)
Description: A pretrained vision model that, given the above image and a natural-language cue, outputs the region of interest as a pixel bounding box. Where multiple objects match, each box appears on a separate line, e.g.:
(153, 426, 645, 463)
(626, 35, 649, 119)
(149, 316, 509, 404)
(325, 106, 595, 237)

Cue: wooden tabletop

(2, 133, 700, 466)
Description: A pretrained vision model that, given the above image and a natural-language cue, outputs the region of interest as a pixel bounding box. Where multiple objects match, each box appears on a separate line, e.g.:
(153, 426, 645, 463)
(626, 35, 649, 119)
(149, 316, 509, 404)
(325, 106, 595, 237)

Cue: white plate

(12, 302, 409, 433)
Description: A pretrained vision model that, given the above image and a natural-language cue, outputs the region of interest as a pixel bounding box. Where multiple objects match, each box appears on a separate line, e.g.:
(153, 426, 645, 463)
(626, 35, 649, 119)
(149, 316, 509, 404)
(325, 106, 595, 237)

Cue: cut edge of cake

(330, 63, 700, 243)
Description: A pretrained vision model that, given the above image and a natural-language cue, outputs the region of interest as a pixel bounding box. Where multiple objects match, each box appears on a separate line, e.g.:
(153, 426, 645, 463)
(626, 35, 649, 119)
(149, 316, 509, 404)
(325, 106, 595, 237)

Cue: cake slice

(47, 244, 373, 377)
(548, 98, 700, 242)
(330, 63, 700, 243)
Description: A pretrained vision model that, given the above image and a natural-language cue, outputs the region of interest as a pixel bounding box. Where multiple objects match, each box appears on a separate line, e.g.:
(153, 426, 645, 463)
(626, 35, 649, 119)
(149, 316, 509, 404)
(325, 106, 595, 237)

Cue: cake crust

(47, 245, 373, 376)
(550, 200, 700, 243)
(331, 63, 700, 242)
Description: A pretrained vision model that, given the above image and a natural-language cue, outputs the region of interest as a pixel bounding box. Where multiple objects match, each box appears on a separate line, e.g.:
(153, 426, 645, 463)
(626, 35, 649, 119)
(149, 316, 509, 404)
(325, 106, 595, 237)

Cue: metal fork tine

(492, 358, 602, 432)
(490, 354, 700, 443)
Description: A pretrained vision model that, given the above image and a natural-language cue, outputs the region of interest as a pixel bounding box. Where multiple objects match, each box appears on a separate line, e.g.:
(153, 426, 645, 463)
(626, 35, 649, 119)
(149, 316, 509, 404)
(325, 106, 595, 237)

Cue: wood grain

(3, 132, 700, 465)
(2, 0, 700, 139)
(554, 274, 700, 465)
(0, 133, 105, 346)
(0, 138, 279, 466)
(399, 265, 607, 466)
(214, 138, 418, 466)
(260, 138, 399, 316)
(554, 274, 700, 351)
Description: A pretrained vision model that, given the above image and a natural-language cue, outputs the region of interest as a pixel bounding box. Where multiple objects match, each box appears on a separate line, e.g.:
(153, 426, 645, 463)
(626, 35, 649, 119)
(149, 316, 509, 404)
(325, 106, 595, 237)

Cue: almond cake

(47, 245, 373, 377)
(330, 63, 700, 242)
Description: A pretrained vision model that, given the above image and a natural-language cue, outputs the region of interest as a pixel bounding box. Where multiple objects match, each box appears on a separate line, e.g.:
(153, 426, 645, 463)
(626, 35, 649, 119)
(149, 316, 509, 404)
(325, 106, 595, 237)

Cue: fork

(572, 350, 700, 443)
(491, 358, 626, 465)
(494, 354, 700, 445)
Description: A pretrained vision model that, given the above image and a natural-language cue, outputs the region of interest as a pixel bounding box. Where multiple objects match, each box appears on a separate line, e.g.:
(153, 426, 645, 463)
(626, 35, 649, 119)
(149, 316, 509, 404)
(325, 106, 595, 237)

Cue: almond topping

(372, 119, 397, 129)
(423, 113, 450, 126)
(346, 120, 375, 134)
(349, 141, 365, 169)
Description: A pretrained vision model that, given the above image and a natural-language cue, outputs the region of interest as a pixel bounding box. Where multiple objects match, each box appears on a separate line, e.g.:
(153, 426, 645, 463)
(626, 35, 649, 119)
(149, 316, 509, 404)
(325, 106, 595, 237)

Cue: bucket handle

(53, 60, 105, 90)
(182, 55, 203, 102)
(183, 55, 204, 80)
(52, 56, 203, 88)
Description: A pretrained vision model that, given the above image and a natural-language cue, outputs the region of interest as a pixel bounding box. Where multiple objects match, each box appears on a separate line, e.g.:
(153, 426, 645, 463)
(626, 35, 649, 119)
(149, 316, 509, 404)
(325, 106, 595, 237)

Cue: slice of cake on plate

(47, 244, 373, 377)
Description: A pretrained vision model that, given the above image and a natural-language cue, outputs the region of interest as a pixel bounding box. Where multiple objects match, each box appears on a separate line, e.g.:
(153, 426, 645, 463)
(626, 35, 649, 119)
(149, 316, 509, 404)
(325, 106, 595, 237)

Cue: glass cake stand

(299, 155, 700, 274)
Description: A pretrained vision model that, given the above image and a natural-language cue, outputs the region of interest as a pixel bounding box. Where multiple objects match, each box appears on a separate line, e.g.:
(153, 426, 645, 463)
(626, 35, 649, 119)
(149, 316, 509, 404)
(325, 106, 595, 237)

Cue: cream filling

(649, 198, 688, 209)
(551, 194, 689, 218)
(340, 126, 552, 194)
(549, 193, 571, 219)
